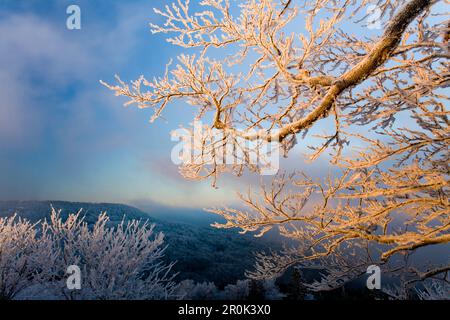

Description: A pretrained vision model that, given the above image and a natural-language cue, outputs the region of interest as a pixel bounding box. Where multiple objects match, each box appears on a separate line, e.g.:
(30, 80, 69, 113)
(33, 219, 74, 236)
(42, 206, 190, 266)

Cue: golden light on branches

(103, 0, 449, 298)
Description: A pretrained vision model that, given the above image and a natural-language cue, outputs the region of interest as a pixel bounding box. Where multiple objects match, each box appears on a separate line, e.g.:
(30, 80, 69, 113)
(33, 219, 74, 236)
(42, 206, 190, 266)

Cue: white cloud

(0, 1, 154, 148)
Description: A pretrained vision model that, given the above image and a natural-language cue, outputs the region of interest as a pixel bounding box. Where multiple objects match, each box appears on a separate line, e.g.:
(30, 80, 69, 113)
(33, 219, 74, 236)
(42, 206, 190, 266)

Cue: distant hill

(0, 200, 281, 288)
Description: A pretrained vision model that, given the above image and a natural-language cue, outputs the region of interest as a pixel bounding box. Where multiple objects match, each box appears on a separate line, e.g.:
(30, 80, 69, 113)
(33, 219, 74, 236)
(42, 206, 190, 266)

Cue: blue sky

(0, 0, 216, 206)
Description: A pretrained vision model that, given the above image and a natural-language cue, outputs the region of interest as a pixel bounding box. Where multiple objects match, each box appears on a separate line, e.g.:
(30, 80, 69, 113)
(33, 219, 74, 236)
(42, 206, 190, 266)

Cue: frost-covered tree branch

(102, 0, 449, 297)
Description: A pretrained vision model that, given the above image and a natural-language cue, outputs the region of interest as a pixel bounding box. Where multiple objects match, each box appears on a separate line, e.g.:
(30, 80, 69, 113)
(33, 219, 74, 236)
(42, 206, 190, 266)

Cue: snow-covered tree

(43, 208, 177, 300)
(103, 0, 449, 297)
(224, 279, 250, 300)
(261, 279, 286, 300)
(0, 215, 55, 300)
(175, 279, 219, 299)
(0, 209, 176, 300)
(416, 280, 450, 300)
(383, 266, 450, 300)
